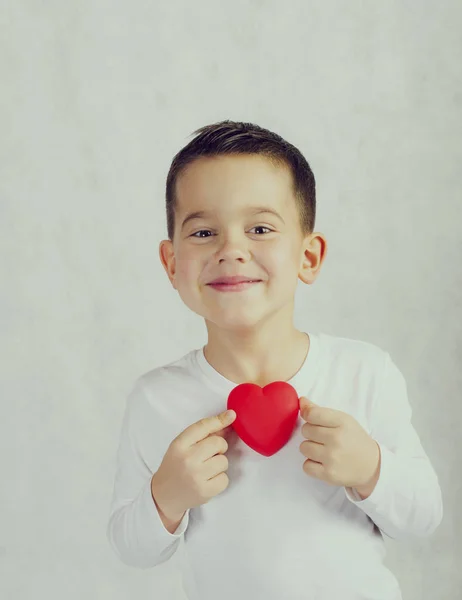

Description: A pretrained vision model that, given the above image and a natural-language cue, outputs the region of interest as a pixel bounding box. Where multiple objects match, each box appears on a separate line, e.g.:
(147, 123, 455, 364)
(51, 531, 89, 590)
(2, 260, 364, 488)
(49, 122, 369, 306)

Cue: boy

(106, 120, 443, 599)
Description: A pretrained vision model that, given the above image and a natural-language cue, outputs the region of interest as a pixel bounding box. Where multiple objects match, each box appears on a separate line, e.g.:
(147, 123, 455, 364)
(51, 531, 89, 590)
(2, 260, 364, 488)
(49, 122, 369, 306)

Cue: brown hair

(165, 119, 316, 240)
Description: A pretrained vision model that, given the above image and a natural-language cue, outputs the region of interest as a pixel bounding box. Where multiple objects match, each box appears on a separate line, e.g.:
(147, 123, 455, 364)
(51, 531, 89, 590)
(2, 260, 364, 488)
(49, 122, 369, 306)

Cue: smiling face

(159, 154, 324, 331)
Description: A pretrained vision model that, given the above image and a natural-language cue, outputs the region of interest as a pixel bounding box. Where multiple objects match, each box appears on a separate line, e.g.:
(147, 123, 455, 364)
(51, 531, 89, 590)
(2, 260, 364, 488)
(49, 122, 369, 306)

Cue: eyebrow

(180, 206, 285, 231)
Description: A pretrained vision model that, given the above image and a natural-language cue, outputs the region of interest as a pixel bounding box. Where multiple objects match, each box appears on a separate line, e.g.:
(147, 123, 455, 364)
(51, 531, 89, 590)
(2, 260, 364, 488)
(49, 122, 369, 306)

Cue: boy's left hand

(299, 397, 380, 489)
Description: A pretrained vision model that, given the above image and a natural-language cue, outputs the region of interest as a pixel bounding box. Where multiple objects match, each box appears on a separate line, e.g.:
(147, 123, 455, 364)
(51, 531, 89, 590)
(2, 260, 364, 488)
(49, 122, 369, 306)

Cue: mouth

(206, 279, 262, 292)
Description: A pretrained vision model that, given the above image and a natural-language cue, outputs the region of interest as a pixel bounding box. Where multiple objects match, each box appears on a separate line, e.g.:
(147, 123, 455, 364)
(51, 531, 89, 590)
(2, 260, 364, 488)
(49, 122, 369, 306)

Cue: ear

(298, 233, 328, 285)
(159, 239, 177, 289)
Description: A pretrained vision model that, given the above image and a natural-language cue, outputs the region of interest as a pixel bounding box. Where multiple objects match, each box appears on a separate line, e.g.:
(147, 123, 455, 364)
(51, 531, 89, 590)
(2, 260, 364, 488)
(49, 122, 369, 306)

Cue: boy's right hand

(151, 409, 237, 521)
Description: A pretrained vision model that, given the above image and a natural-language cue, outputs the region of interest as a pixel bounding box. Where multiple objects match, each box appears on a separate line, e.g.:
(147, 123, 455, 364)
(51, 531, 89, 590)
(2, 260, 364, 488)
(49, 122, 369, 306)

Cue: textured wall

(1, 1, 461, 598)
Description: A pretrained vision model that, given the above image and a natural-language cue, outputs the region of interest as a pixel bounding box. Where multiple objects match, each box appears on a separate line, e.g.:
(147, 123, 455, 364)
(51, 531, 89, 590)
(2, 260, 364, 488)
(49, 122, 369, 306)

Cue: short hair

(165, 119, 316, 240)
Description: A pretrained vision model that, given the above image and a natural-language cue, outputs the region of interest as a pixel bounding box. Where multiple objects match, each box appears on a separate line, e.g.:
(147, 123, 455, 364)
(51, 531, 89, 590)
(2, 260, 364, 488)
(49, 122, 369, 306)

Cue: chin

(206, 309, 268, 331)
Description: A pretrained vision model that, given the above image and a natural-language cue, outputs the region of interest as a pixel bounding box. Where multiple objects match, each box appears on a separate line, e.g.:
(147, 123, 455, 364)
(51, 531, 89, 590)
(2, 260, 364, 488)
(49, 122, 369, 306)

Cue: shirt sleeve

(106, 379, 190, 569)
(343, 351, 443, 541)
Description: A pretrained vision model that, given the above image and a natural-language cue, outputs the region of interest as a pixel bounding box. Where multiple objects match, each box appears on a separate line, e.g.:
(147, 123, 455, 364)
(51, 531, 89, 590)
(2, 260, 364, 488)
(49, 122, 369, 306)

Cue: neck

(203, 309, 310, 387)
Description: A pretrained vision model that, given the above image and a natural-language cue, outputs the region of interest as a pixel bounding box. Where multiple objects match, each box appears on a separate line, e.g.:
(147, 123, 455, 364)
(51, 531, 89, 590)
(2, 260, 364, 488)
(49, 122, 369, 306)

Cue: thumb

(299, 396, 316, 416)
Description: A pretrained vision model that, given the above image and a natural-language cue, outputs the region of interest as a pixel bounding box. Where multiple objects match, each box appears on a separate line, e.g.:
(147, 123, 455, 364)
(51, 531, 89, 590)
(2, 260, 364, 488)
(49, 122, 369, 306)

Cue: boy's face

(159, 154, 325, 330)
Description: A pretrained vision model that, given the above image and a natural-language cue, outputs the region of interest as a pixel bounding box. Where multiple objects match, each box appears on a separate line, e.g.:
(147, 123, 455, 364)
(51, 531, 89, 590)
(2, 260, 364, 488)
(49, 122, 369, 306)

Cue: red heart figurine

(227, 381, 300, 456)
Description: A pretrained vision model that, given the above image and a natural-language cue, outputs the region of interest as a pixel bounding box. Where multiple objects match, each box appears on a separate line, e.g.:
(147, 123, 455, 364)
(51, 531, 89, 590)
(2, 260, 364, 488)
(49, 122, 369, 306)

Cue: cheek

(176, 262, 195, 284)
(264, 243, 300, 274)
(174, 249, 202, 283)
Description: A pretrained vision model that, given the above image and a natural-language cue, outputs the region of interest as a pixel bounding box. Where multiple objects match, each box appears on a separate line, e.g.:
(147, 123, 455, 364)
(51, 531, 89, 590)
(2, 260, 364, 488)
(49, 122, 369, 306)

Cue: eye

(250, 226, 273, 235)
(190, 229, 214, 238)
(189, 226, 274, 239)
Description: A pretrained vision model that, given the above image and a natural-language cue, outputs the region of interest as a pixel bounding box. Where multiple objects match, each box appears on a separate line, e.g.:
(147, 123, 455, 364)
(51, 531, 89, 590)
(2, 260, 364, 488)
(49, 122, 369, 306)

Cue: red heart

(227, 381, 300, 457)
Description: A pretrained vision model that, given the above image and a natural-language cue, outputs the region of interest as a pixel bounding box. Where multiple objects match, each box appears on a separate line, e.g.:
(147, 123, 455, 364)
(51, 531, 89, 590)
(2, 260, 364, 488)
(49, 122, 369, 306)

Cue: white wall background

(1, 1, 461, 598)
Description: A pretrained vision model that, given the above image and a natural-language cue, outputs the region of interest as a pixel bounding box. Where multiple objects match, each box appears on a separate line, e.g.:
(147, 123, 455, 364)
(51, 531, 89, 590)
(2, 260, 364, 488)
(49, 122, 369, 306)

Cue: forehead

(175, 154, 296, 216)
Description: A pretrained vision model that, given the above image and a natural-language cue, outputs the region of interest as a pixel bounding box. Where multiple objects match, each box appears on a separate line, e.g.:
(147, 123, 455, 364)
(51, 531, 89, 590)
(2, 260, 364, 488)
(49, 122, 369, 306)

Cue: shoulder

(125, 347, 211, 437)
(317, 331, 388, 370)
(122, 348, 204, 457)
(132, 348, 200, 407)
(316, 332, 409, 407)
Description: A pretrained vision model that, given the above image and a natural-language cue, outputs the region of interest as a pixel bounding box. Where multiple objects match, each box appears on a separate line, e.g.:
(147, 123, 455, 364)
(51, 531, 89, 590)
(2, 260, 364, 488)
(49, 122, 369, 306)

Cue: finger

(215, 425, 234, 440)
(301, 404, 342, 428)
(301, 422, 331, 443)
(178, 410, 236, 448)
(196, 434, 229, 462)
(299, 439, 324, 462)
(303, 458, 325, 479)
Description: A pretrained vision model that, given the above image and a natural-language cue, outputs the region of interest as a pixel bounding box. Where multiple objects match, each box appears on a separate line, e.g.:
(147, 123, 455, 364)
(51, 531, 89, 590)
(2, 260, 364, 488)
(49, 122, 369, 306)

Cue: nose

(215, 233, 251, 264)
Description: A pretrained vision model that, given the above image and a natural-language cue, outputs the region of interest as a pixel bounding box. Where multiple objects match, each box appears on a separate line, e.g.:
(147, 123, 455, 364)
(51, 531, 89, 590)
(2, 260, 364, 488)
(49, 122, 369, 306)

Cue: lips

(208, 276, 262, 285)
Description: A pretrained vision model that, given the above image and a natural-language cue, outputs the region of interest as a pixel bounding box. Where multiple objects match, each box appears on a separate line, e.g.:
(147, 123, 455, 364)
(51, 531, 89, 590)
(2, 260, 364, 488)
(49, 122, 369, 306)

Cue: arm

(354, 440, 381, 500)
(344, 352, 443, 540)
(151, 474, 187, 534)
(106, 380, 190, 568)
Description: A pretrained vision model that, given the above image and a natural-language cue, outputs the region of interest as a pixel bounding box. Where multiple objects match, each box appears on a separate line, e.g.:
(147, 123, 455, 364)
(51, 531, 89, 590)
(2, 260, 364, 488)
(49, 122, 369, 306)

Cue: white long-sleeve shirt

(106, 331, 443, 600)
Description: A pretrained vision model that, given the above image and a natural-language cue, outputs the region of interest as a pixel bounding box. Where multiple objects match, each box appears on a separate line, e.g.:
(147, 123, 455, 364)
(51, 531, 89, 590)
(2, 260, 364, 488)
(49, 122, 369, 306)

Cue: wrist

(355, 441, 381, 498)
(151, 474, 185, 521)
